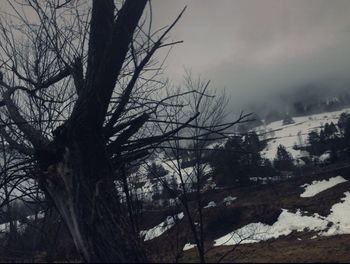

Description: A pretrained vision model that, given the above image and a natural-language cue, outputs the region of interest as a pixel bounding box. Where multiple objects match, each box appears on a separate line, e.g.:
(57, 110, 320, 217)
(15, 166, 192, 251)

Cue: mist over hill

(242, 82, 350, 125)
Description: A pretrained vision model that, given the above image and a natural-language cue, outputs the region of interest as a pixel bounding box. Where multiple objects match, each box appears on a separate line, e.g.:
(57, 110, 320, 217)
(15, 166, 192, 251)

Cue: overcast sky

(1, 0, 350, 112)
(151, 0, 350, 110)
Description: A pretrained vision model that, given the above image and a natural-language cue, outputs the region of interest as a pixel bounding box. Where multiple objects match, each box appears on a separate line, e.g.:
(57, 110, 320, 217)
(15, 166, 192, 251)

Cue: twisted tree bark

(0, 0, 190, 261)
(37, 130, 146, 262)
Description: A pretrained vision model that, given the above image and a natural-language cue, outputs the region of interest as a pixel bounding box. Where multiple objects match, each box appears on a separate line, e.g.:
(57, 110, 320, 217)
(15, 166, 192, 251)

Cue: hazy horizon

(152, 0, 350, 112)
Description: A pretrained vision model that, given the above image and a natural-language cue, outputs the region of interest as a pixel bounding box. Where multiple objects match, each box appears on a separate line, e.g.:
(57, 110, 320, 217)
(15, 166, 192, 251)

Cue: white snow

(204, 201, 216, 209)
(255, 108, 350, 161)
(162, 162, 212, 188)
(214, 191, 350, 246)
(300, 176, 348, 198)
(223, 196, 237, 206)
(26, 211, 45, 221)
(0, 220, 27, 235)
(124, 157, 213, 203)
(214, 209, 328, 246)
(140, 212, 184, 241)
(206, 141, 226, 149)
(319, 151, 331, 163)
(183, 243, 196, 251)
(0, 211, 45, 235)
(322, 192, 350, 236)
(294, 158, 306, 167)
(121, 108, 350, 204)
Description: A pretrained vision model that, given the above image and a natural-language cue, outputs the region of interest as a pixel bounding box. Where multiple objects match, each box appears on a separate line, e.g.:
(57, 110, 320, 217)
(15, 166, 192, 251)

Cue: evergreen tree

(344, 118, 350, 140)
(338, 112, 350, 135)
(245, 131, 263, 152)
(282, 113, 295, 125)
(210, 133, 267, 186)
(343, 117, 350, 157)
(273, 145, 294, 171)
(319, 130, 326, 143)
(147, 162, 168, 179)
(308, 130, 320, 154)
(330, 122, 338, 134)
(261, 158, 276, 179)
(243, 132, 263, 179)
(210, 136, 248, 186)
(323, 123, 331, 139)
(323, 122, 337, 140)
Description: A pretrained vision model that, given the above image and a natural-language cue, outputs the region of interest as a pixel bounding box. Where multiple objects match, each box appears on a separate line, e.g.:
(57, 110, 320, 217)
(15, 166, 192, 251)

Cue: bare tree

(0, 0, 201, 261)
(158, 72, 249, 263)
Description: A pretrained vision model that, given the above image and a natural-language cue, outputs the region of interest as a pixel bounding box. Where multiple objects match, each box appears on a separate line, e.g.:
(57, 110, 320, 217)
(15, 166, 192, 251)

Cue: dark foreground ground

(142, 165, 350, 263)
(1, 165, 350, 262)
(183, 234, 350, 263)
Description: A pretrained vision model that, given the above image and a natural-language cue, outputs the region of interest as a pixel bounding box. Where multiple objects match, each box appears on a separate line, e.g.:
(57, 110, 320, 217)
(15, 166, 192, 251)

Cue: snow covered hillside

(118, 108, 350, 205)
(255, 107, 350, 162)
(117, 155, 213, 204)
(214, 176, 350, 247)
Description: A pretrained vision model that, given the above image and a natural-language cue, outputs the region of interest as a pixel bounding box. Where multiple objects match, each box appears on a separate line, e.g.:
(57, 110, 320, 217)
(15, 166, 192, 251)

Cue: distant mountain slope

(254, 107, 350, 161)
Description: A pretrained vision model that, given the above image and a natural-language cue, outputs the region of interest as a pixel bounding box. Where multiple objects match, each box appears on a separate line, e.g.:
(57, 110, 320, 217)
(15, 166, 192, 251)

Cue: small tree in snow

(273, 145, 294, 171)
(147, 162, 168, 179)
(324, 122, 338, 139)
(282, 113, 295, 126)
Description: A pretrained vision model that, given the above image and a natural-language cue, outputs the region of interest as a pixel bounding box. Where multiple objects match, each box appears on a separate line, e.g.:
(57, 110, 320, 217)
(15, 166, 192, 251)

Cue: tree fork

(35, 124, 147, 262)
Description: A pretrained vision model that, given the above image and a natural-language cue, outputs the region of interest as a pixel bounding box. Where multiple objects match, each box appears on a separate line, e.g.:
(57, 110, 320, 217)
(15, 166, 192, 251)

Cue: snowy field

(120, 108, 350, 204)
(214, 209, 329, 246)
(214, 190, 350, 247)
(123, 108, 350, 251)
(140, 212, 184, 241)
(123, 157, 213, 202)
(142, 180, 350, 250)
(0, 211, 45, 236)
(300, 176, 348, 198)
(255, 108, 350, 161)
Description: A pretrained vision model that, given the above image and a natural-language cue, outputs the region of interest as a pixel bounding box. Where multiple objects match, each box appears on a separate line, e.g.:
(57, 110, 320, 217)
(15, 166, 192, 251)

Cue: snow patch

(322, 192, 350, 236)
(223, 196, 237, 206)
(183, 243, 196, 251)
(300, 176, 347, 198)
(214, 209, 328, 246)
(215, 191, 350, 246)
(0, 211, 45, 235)
(0, 221, 27, 235)
(319, 152, 331, 163)
(140, 212, 184, 241)
(204, 201, 216, 209)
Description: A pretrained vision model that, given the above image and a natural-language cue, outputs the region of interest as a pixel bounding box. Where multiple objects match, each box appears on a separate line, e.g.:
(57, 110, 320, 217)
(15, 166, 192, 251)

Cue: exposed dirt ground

(183, 234, 350, 263)
(143, 165, 350, 262)
(2, 165, 349, 262)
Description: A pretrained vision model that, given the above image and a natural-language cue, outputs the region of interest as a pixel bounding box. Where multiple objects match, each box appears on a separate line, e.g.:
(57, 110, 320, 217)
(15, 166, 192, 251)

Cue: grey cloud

(152, 0, 350, 110)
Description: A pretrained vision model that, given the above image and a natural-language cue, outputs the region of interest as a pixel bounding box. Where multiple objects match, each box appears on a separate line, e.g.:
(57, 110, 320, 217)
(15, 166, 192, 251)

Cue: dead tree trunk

(36, 1, 148, 261)
(37, 130, 146, 262)
(0, 0, 190, 261)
